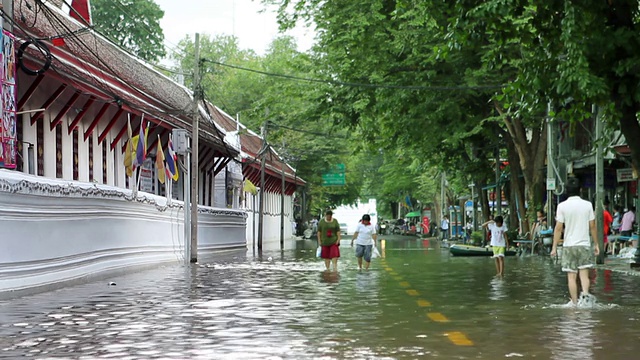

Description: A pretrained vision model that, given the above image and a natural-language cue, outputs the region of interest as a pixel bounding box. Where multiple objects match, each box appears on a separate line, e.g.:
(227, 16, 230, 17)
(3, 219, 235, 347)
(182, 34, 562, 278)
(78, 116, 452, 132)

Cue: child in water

(482, 216, 509, 276)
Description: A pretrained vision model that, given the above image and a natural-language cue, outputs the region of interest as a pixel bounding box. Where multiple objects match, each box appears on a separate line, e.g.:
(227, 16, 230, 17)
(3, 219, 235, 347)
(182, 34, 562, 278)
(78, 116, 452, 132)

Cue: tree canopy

(91, 0, 166, 62)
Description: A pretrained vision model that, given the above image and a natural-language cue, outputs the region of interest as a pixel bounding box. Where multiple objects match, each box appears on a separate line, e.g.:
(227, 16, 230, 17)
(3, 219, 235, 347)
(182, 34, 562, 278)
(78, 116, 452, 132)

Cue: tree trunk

(494, 102, 548, 234)
(503, 130, 528, 234)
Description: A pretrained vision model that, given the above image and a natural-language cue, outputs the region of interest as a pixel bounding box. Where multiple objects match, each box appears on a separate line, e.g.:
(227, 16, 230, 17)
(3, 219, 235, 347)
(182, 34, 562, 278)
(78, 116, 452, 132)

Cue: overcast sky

(154, 0, 315, 57)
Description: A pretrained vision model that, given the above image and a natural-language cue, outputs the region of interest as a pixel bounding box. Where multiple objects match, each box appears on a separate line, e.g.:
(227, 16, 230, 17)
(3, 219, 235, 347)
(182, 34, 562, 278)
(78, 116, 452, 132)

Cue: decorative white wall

(0, 170, 247, 293)
(244, 190, 295, 247)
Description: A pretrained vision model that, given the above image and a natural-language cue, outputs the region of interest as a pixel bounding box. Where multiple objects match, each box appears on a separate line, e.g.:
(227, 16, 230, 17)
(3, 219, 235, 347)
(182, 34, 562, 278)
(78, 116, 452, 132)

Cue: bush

(470, 231, 484, 245)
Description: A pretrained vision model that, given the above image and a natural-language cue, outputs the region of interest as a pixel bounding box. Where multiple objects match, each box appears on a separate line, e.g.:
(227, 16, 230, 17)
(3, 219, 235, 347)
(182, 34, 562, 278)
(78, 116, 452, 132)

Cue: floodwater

(2, 236, 640, 359)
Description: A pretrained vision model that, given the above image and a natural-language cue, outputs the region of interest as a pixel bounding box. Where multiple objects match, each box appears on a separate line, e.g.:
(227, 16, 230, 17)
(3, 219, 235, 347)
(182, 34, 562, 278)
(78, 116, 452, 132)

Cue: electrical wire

(202, 58, 505, 91)
(39, 1, 191, 117)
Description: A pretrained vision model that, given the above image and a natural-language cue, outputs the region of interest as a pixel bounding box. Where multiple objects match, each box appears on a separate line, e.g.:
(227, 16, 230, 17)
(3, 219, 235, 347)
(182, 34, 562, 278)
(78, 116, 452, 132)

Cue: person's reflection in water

(489, 277, 507, 301)
(547, 310, 596, 360)
(356, 270, 379, 294)
(320, 270, 341, 285)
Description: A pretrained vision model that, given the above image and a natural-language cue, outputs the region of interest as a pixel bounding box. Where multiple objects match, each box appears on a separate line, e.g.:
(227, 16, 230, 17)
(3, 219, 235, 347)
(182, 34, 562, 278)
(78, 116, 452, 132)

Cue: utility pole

(190, 33, 200, 263)
(495, 147, 502, 216)
(258, 121, 267, 251)
(280, 138, 286, 249)
(595, 105, 605, 264)
(546, 102, 555, 232)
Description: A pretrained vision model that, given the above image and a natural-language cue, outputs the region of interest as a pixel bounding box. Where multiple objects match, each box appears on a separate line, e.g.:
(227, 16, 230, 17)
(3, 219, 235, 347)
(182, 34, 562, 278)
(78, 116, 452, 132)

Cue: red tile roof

(207, 104, 305, 187)
(14, 1, 235, 156)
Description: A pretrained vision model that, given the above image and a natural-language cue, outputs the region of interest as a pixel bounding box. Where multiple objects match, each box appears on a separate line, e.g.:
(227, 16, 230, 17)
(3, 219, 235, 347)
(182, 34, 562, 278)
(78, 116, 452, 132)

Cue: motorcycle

(379, 223, 387, 235)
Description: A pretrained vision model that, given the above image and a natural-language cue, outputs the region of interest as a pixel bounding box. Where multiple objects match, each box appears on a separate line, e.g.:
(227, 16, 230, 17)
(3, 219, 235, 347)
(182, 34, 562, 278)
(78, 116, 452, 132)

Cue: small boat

(449, 244, 517, 257)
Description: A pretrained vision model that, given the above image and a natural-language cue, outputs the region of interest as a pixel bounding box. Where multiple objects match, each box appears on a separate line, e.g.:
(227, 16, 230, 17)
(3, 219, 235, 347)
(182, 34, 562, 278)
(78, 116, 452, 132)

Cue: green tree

(91, 0, 166, 62)
(268, 0, 505, 221)
(173, 34, 363, 215)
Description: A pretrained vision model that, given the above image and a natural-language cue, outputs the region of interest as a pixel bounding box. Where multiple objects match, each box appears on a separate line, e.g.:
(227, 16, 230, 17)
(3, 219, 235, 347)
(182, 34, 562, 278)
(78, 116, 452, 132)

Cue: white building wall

(77, 122, 89, 182)
(244, 188, 296, 248)
(106, 132, 115, 186)
(43, 113, 56, 178)
(0, 170, 247, 293)
(62, 117, 73, 180)
(214, 167, 226, 208)
(21, 114, 36, 175)
(92, 129, 102, 183)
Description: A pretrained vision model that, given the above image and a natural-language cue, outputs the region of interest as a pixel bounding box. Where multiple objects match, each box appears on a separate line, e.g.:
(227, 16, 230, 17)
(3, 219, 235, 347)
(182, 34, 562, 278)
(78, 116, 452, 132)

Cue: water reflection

(546, 310, 596, 360)
(1, 237, 640, 359)
(355, 270, 379, 294)
(489, 276, 507, 301)
(320, 270, 341, 284)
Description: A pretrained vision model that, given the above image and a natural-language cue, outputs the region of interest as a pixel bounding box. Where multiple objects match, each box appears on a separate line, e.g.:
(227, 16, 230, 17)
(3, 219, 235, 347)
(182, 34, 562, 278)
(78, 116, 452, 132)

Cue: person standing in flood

(551, 177, 599, 307)
(482, 215, 509, 276)
(317, 210, 341, 272)
(351, 214, 378, 270)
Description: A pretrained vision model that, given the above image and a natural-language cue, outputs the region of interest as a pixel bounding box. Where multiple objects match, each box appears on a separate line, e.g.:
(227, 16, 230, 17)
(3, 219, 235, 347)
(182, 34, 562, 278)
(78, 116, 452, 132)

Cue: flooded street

(2, 236, 640, 359)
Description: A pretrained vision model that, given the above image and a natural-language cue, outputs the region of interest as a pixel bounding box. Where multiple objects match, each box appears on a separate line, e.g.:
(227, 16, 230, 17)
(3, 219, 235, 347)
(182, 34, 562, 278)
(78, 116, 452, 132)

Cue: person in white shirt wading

(551, 177, 600, 307)
(351, 214, 377, 270)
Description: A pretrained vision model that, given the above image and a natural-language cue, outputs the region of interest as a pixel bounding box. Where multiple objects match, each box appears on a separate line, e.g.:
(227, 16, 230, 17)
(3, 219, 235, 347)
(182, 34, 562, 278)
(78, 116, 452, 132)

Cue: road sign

(322, 163, 346, 186)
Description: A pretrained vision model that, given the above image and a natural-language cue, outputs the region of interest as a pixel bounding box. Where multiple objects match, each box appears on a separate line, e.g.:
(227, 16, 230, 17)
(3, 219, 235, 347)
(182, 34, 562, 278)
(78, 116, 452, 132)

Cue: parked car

(340, 223, 349, 235)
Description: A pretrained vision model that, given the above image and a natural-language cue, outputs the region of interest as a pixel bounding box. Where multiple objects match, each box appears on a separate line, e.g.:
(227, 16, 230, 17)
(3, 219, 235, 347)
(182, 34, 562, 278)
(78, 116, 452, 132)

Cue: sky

(154, 0, 315, 58)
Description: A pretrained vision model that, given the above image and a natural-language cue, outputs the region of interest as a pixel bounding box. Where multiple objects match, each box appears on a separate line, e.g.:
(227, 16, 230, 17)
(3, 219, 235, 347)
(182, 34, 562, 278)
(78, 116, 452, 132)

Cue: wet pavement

(2, 235, 640, 359)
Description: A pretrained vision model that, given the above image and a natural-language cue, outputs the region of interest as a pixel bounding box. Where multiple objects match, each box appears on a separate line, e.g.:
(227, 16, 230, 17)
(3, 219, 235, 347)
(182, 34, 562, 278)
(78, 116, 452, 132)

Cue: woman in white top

(351, 214, 378, 270)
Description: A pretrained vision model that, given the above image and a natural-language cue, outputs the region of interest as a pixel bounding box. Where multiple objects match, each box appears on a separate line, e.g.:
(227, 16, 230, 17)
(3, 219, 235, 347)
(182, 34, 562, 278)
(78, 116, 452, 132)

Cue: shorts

(561, 246, 593, 272)
(355, 244, 373, 262)
(321, 244, 340, 259)
(492, 246, 505, 258)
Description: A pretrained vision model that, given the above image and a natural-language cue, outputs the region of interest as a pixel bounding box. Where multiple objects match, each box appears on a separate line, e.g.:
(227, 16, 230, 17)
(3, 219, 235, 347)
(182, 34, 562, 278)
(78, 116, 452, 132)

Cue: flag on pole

(123, 117, 136, 177)
(405, 195, 412, 208)
(133, 114, 148, 168)
(166, 134, 179, 181)
(156, 135, 166, 184)
(243, 179, 258, 195)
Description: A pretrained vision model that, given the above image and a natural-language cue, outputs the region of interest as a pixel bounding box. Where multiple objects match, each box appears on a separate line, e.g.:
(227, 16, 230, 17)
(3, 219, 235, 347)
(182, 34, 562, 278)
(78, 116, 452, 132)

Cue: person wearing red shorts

(317, 210, 341, 272)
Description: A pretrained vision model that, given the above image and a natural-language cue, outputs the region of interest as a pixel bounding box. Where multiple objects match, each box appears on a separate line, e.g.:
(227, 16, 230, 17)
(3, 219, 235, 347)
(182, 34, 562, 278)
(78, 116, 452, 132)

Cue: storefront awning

(406, 211, 421, 218)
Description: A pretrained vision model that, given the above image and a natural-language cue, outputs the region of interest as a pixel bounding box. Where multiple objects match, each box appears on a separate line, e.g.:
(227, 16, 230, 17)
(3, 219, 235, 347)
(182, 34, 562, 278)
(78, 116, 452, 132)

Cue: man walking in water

(551, 177, 599, 307)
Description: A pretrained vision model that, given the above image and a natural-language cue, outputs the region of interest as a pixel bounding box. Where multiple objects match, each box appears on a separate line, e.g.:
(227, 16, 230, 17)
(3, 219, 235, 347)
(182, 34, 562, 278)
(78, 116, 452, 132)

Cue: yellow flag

(124, 136, 139, 177)
(156, 135, 166, 184)
(243, 179, 258, 195)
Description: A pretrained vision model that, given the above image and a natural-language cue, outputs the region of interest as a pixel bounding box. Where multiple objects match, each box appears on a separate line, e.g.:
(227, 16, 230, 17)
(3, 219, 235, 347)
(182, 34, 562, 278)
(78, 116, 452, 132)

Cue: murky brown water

(1, 236, 640, 359)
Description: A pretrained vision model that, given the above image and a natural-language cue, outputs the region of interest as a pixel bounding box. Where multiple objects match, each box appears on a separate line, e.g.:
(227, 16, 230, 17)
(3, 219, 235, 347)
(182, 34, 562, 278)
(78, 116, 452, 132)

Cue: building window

(36, 119, 43, 176)
(88, 135, 93, 181)
(55, 124, 62, 178)
(102, 141, 107, 184)
(73, 129, 78, 180)
(16, 114, 22, 172)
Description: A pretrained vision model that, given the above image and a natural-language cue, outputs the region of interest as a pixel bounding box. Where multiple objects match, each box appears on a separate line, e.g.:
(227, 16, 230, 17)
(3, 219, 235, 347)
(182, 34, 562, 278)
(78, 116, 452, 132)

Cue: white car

(340, 223, 348, 235)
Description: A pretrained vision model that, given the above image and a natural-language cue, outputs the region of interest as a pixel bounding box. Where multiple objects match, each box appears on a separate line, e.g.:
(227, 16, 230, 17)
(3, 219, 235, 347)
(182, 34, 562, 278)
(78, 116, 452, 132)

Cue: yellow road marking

(393, 276, 403, 281)
(417, 299, 432, 307)
(390, 272, 399, 276)
(427, 312, 449, 322)
(406, 289, 419, 296)
(446, 332, 474, 346)
(399, 281, 411, 288)
(384, 267, 393, 272)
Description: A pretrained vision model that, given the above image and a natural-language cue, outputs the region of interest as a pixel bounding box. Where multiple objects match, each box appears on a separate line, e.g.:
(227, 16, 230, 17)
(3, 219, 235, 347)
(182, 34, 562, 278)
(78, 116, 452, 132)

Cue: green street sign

(322, 164, 346, 186)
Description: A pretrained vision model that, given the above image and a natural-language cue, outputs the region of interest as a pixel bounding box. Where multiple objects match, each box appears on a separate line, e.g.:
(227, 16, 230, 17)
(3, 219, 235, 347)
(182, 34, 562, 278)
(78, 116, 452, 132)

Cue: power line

(202, 58, 505, 91)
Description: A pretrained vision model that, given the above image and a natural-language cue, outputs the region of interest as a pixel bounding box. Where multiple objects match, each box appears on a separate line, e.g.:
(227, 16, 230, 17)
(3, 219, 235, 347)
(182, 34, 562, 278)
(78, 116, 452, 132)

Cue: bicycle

(532, 229, 554, 256)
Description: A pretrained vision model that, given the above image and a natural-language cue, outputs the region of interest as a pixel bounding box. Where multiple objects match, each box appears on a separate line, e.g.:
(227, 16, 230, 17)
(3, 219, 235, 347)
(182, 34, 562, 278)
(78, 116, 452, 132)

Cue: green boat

(449, 244, 517, 257)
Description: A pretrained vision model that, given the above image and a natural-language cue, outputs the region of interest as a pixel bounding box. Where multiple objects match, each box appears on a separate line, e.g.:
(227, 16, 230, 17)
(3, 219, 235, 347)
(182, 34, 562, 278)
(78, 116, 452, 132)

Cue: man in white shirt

(551, 177, 599, 307)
